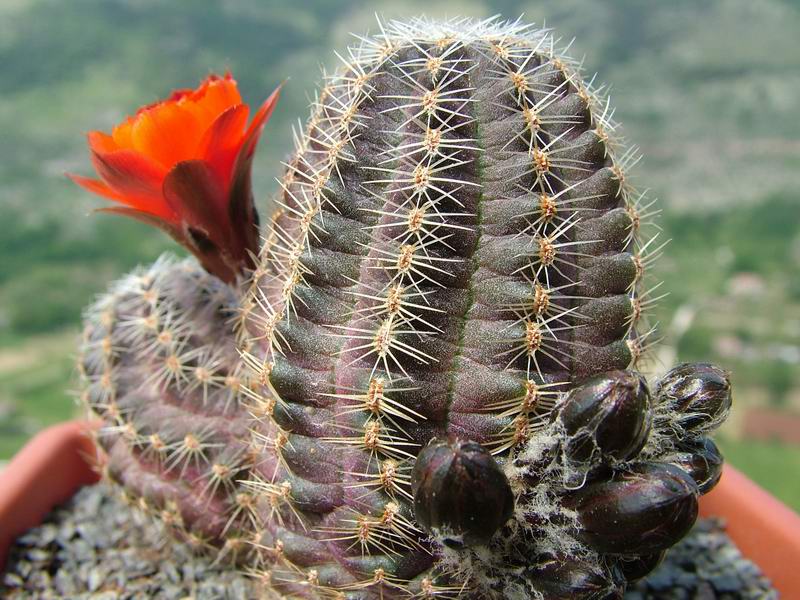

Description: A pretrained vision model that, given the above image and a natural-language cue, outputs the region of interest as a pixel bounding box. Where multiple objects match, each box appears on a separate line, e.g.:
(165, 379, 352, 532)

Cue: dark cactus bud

(412, 437, 514, 546)
(524, 557, 623, 600)
(565, 462, 699, 554)
(655, 363, 732, 435)
(665, 437, 724, 494)
(616, 551, 666, 582)
(561, 371, 652, 462)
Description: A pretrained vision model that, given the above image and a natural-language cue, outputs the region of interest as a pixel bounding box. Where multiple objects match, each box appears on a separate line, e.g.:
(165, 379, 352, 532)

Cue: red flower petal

(96, 206, 183, 240)
(89, 150, 173, 221)
(241, 85, 282, 161)
(162, 160, 229, 247)
(228, 85, 281, 229)
(69, 173, 176, 221)
(221, 85, 282, 272)
(198, 104, 250, 202)
(69, 174, 130, 205)
(129, 103, 202, 169)
(87, 131, 120, 154)
(188, 74, 242, 121)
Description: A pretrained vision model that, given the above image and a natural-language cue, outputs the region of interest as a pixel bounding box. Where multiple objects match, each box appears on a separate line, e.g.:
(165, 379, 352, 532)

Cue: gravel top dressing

(2, 483, 777, 599)
(626, 520, 777, 600)
(2, 484, 255, 599)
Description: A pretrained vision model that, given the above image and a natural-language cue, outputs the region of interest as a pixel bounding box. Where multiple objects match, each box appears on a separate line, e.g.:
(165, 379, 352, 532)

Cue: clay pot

(699, 463, 800, 596)
(0, 420, 99, 569)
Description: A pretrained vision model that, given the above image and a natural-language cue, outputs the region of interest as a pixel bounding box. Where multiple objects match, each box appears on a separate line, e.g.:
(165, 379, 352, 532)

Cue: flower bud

(664, 437, 723, 494)
(524, 557, 623, 599)
(412, 437, 514, 546)
(561, 370, 651, 462)
(655, 363, 732, 436)
(564, 462, 699, 554)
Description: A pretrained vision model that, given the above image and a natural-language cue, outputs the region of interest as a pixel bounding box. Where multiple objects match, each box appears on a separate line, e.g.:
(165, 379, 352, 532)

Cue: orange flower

(70, 74, 280, 283)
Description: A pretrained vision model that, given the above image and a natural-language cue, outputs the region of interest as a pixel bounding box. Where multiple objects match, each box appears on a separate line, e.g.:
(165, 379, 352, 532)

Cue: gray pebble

(1, 483, 258, 598)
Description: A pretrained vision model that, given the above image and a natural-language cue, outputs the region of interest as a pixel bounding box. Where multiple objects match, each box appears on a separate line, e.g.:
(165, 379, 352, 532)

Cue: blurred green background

(1, 0, 799, 508)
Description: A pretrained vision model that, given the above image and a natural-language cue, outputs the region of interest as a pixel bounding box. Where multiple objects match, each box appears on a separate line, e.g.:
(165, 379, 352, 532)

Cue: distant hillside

(1, 0, 799, 340)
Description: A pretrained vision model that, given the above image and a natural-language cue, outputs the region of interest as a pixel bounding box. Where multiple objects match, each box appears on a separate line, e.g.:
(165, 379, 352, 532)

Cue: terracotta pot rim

(0, 420, 99, 570)
(699, 463, 800, 596)
(2, 420, 800, 597)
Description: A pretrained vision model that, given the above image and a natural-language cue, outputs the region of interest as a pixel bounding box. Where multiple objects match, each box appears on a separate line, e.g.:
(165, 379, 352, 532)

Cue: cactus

(79, 256, 263, 558)
(77, 16, 733, 599)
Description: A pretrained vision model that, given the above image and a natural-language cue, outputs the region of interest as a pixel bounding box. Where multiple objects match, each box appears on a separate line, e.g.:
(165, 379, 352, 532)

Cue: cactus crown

(80, 16, 730, 600)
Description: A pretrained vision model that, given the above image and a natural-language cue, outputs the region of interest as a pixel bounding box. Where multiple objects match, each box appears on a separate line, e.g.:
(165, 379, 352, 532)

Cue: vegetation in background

(717, 437, 800, 509)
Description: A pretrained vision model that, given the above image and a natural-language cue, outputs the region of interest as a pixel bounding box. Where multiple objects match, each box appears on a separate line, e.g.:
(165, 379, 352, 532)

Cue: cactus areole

(76, 17, 732, 599)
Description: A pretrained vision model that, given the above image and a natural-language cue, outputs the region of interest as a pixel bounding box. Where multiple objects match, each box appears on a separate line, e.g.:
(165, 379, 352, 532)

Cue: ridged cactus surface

(79, 16, 732, 600)
(80, 257, 263, 560)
